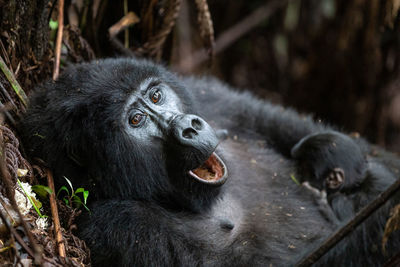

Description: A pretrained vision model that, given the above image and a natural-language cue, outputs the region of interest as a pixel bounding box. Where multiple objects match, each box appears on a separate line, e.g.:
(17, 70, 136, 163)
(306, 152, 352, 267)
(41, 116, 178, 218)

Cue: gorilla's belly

(177, 137, 334, 264)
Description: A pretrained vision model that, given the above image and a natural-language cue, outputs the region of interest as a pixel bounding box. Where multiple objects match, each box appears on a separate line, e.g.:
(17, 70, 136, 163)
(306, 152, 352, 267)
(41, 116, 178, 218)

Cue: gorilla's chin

(189, 152, 228, 186)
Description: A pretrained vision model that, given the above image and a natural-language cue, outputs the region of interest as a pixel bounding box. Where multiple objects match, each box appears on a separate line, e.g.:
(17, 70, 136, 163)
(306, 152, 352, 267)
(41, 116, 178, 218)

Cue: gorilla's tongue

(189, 152, 227, 185)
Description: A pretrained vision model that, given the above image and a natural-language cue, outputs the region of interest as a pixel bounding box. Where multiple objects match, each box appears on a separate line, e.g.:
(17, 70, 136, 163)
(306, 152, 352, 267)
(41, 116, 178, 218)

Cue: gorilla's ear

(325, 167, 345, 190)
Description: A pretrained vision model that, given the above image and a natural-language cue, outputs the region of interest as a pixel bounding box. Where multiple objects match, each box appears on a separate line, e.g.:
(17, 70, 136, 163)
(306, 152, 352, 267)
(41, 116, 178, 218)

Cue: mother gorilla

(21, 58, 400, 266)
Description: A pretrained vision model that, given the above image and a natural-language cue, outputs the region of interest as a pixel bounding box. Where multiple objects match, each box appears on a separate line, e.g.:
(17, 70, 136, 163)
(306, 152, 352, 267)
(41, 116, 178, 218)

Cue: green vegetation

(17, 179, 47, 218)
(57, 176, 90, 211)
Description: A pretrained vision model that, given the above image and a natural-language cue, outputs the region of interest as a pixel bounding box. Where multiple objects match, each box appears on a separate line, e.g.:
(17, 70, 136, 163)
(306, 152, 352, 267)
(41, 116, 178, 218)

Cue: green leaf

(32, 185, 53, 198)
(31, 198, 42, 209)
(57, 186, 69, 197)
(49, 19, 58, 30)
(63, 197, 69, 206)
(63, 176, 74, 193)
(72, 195, 82, 203)
(75, 188, 84, 194)
(290, 174, 301, 186)
(72, 195, 82, 208)
(0, 55, 28, 107)
(17, 179, 44, 218)
(83, 190, 89, 204)
(75, 188, 89, 205)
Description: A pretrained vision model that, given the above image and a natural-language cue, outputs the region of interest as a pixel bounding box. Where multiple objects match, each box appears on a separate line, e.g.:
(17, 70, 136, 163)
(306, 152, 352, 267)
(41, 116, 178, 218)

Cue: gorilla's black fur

(20, 58, 400, 266)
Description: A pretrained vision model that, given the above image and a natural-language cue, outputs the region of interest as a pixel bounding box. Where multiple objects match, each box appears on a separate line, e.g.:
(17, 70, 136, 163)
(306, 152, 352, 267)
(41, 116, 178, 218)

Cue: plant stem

(0, 56, 28, 107)
(16, 179, 43, 218)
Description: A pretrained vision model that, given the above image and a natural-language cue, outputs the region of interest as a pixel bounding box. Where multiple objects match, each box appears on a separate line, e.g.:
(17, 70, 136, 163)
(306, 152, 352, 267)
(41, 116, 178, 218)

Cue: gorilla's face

(72, 59, 229, 206)
(121, 76, 227, 188)
(22, 59, 227, 208)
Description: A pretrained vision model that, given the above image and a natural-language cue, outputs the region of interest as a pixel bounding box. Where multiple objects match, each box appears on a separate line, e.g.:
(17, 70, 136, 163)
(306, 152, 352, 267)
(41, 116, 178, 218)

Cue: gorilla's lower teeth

(192, 153, 224, 181)
(193, 165, 216, 180)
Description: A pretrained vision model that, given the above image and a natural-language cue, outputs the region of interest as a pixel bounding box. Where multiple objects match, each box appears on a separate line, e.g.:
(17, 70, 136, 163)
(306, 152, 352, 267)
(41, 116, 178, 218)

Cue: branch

(296, 178, 400, 266)
(46, 168, 66, 258)
(108, 12, 140, 57)
(53, 0, 64, 80)
(108, 12, 140, 38)
(176, 0, 286, 72)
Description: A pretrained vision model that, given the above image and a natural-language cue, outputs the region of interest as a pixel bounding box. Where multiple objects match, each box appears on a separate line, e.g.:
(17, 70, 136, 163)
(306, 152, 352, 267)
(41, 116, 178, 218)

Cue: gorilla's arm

(78, 200, 196, 267)
(184, 76, 329, 157)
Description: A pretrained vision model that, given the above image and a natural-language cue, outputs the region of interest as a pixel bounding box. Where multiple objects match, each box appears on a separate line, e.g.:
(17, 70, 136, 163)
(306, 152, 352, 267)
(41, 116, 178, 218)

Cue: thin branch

(108, 12, 140, 38)
(123, 0, 129, 48)
(108, 12, 140, 57)
(46, 168, 66, 258)
(296, 178, 400, 267)
(53, 0, 64, 81)
(0, 56, 28, 107)
(176, 0, 287, 72)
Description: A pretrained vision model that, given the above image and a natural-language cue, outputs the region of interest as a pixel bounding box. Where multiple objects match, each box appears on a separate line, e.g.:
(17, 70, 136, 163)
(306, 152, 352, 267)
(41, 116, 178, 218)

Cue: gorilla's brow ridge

(140, 78, 162, 96)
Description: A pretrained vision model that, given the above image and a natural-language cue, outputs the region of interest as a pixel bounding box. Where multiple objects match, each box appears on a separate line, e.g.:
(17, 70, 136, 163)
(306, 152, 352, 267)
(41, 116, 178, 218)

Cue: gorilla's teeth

(192, 164, 216, 181)
(189, 153, 228, 186)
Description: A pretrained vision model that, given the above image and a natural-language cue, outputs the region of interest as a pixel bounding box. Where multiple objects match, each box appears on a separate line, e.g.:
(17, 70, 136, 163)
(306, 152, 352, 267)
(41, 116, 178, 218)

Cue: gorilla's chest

(218, 137, 298, 205)
(174, 138, 332, 264)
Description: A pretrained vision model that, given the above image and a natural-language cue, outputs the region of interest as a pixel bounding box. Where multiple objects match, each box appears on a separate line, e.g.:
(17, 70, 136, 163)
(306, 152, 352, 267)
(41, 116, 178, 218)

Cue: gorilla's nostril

(192, 119, 202, 130)
(182, 128, 198, 139)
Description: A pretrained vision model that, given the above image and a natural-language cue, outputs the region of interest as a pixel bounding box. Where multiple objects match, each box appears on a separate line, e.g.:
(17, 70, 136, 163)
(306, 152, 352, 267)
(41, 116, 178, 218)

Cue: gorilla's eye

(151, 89, 162, 104)
(130, 113, 145, 126)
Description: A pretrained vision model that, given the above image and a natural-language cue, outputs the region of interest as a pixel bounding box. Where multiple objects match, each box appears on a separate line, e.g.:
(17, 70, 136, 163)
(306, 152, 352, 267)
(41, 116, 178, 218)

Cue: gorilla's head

(21, 58, 227, 210)
(291, 131, 367, 193)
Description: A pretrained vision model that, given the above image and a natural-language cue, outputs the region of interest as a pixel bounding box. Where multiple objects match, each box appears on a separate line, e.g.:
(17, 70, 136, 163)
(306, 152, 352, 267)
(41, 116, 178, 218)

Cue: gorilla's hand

(302, 181, 340, 225)
(291, 131, 367, 193)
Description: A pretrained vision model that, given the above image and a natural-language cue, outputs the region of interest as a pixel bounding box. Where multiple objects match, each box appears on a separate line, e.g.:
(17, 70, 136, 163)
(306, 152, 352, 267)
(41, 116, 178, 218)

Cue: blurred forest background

(1, 0, 400, 154)
(0, 0, 399, 265)
(1, 0, 400, 151)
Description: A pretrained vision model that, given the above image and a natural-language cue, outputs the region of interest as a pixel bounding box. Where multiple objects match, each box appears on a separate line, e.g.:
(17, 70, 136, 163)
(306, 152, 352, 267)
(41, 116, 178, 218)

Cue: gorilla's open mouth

(189, 152, 228, 186)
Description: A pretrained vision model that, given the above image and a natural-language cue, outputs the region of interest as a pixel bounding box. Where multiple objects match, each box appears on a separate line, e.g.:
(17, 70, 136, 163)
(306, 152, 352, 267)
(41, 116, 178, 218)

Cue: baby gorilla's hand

(302, 181, 341, 225)
(291, 131, 367, 193)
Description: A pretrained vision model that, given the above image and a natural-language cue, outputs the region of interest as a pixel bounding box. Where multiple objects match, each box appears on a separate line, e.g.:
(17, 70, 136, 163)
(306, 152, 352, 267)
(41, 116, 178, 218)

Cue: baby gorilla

(291, 131, 367, 194)
(292, 131, 397, 224)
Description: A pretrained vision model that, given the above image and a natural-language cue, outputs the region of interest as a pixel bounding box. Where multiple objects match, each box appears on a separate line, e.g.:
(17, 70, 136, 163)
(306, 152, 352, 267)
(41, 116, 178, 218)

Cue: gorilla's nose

(182, 117, 203, 139)
(171, 114, 219, 149)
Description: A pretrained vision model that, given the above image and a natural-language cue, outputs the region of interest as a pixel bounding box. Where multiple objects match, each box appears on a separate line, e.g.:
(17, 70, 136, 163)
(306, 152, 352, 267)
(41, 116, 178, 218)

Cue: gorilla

(291, 132, 399, 226)
(20, 58, 400, 266)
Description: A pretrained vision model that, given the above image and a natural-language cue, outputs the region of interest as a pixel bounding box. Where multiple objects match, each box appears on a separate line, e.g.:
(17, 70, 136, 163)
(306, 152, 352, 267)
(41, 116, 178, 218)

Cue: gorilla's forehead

(126, 76, 180, 100)
(58, 58, 195, 127)
(121, 77, 184, 141)
(123, 77, 184, 114)
(81, 59, 181, 99)
(95, 60, 163, 92)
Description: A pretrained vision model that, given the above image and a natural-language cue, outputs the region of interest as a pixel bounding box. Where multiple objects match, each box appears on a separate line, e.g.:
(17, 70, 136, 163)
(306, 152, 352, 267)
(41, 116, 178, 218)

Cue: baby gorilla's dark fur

(21, 58, 400, 266)
(291, 131, 399, 236)
(291, 131, 368, 193)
